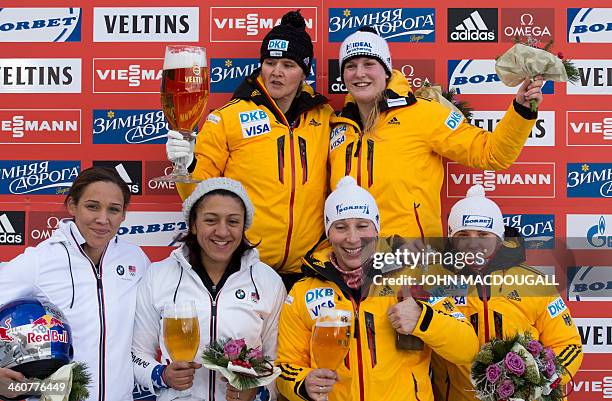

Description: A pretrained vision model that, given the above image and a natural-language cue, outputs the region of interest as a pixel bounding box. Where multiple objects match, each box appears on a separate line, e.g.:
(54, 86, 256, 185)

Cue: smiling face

(260, 58, 306, 112)
(328, 218, 377, 271)
(452, 230, 501, 260)
(342, 57, 388, 110)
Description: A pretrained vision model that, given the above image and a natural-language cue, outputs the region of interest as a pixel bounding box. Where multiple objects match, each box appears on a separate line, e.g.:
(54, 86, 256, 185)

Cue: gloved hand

(166, 130, 194, 166)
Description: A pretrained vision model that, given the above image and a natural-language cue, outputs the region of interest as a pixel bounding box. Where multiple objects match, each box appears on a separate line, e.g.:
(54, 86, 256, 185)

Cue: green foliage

(69, 363, 91, 401)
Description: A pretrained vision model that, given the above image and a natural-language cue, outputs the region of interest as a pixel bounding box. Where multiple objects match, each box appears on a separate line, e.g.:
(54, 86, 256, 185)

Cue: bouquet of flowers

(471, 334, 566, 401)
(38, 362, 90, 401)
(415, 82, 473, 119)
(201, 338, 280, 391)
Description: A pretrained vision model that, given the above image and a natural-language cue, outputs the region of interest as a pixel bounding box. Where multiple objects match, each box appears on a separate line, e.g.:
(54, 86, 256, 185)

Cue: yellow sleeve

(428, 101, 535, 170)
(535, 296, 583, 383)
(412, 297, 479, 365)
(175, 111, 229, 200)
(276, 286, 314, 401)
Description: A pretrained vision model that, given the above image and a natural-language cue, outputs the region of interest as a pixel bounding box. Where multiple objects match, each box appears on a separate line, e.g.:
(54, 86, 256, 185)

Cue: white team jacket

(0, 220, 150, 401)
(132, 245, 286, 401)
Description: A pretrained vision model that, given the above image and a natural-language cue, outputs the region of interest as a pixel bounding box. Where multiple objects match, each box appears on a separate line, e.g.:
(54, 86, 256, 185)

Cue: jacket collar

(171, 243, 262, 272)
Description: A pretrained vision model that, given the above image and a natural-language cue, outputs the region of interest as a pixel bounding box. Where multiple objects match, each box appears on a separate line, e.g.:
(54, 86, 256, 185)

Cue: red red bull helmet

(0, 298, 73, 379)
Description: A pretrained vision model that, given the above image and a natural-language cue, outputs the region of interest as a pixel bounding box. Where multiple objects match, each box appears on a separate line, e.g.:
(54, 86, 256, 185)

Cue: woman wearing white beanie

(328, 26, 544, 245)
(276, 176, 478, 401)
(431, 184, 582, 401)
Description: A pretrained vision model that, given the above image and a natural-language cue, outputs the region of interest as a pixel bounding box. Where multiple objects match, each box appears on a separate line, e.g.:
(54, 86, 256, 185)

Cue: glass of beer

(311, 307, 352, 371)
(154, 45, 209, 183)
(163, 300, 200, 397)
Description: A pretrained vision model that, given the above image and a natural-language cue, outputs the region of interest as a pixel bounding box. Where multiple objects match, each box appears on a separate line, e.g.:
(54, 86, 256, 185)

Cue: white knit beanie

(339, 27, 392, 79)
(182, 177, 254, 229)
(324, 176, 380, 235)
(448, 185, 504, 240)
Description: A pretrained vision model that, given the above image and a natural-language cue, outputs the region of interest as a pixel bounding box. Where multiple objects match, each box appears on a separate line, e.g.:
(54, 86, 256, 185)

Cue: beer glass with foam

(154, 45, 209, 183)
(311, 307, 352, 371)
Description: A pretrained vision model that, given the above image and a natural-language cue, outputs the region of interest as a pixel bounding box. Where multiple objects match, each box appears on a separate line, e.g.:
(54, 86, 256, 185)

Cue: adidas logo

(387, 117, 400, 125)
(379, 285, 394, 296)
(449, 10, 496, 42)
(0, 213, 23, 244)
(507, 290, 521, 301)
(0, 214, 16, 234)
(308, 118, 321, 127)
(114, 163, 133, 184)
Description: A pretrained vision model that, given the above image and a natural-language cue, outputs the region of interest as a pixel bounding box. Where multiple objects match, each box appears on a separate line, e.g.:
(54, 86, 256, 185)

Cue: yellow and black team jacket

(276, 240, 479, 401)
(177, 69, 335, 274)
(431, 228, 583, 401)
(328, 70, 538, 239)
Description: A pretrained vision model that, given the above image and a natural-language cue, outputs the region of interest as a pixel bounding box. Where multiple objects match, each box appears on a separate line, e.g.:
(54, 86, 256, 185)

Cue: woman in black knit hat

(166, 11, 335, 292)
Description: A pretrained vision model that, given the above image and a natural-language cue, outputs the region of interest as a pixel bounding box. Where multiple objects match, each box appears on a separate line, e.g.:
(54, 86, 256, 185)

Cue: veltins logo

(567, 60, 612, 95)
(28, 211, 70, 246)
(568, 266, 612, 302)
(93, 59, 163, 93)
(93, 7, 198, 42)
(568, 8, 612, 43)
(500, 9, 554, 43)
(0, 109, 81, 144)
(575, 317, 612, 353)
(448, 60, 554, 94)
(447, 162, 555, 198)
(118, 212, 187, 246)
(567, 111, 612, 146)
(469, 111, 554, 146)
(211, 58, 316, 93)
(502, 214, 554, 249)
(569, 370, 612, 401)
(0, 59, 81, 93)
(93, 161, 142, 195)
(0, 161, 80, 195)
(567, 163, 612, 198)
(448, 8, 498, 42)
(144, 161, 178, 196)
(329, 8, 435, 43)
(0, 212, 25, 245)
(566, 214, 612, 249)
(93, 110, 168, 145)
(0, 8, 81, 42)
(210, 7, 317, 42)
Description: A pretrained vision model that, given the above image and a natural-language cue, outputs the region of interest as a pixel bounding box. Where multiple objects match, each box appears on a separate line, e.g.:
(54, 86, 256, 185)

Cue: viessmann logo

(446, 162, 555, 198)
(0, 59, 81, 93)
(568, 8, 612, 43)
(0, 8, 81, 42)
(567, 111, 612, 146)
(447, 8, 498, 42)
(92, 109, 168, 145)
(210, 7, 317, 42)
(93, 59, 163, 93)
(0, 109, 81, 144)
(569, 370, 612, 400)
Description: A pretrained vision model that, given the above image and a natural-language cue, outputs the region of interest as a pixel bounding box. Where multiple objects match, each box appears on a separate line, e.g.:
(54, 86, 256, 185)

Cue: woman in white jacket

(132, 177, 286, 401)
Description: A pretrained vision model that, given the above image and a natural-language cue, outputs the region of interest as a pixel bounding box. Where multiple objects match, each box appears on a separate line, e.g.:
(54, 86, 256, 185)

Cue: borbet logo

(210, 7, 317, 42)
(567, 60, 612, 95)
(567, 111, 612, 146)
(118, 212, 187, 247)
(93, 58, 163, 93)
(0, 109, 81, 144)
(28, 211, 70, 246)
(396, 59, 435, 89)
(0, 8, 81, 42)
(500, 9, 554, 42)
(469, 110, 554, 146)
(567, 266, 612, 302)
(446, 162, 555, 198)
(447, 8, 498, 42)
(568, 8, 612, 43)
(0, 212, 25, 245)
(0, 59, 81, 93)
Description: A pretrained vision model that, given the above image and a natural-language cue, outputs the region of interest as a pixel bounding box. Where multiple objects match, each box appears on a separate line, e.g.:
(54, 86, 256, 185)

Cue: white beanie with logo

(339, 27, 392, 78)
(324, 176, 380, 235)
(448, 184, 504, 240)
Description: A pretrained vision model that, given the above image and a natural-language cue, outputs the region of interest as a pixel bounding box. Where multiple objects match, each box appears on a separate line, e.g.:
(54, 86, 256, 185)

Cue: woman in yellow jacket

(166, 11, 334, 288)
(276, 177, 479, 401)
(330, 27, 544, 240)
(431, 185, 583, 401)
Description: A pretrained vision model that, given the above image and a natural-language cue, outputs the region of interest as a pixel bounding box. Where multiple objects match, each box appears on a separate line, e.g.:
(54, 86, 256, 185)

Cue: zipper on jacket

(444, 373, 451, 401)
(479, 279, 491, 342)
(411, 373, 422, 401)
(350, 299, 365, 401)
(366, 139, 374, 188)
(344, 143, 354, 176)
(208, 293, 221, 401)
(277, 136, 285, 184)
(280, 125, 298, 269)
(354, 138, 363, 186)
(298, 136, 308, 184)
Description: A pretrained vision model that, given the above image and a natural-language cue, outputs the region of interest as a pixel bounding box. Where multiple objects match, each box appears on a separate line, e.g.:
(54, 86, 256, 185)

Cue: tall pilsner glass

(153, 45, 209, 183)
(311, 307, 352, 371)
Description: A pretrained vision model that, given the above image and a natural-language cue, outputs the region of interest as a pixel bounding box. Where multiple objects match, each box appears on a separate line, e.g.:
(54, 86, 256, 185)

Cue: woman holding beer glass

(132, 177, 286, 401)
(276, 177, 479, 401)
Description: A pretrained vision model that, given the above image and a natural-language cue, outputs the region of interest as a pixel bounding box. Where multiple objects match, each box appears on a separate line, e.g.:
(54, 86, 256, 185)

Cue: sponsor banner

(568, 8, 612, 43)
(0, 161, 80, 195)
(0, 211, 25, 246)
(568, 266, 612, 302)
(566, 214, 612, 249)
(328, 8, 435, 42)
(0, 109, 81, 144)
(569, 370, 612, 400)
(93, 58, 163, 94)
(500, 8, 554, 43)
(144, 161, 177, 196)
(576, 318, 612, 353)
(567, 111, 612, 146)
(92, 110, 168, 145)
(567, 60, 612, 95)
(447, 8, 498, 43)
(447, 162, 556, 198)
(469, 110, 554, 146)
(567, 163, 612, 198)
(0, 59, 81, 93)
(0, 8, 81, 42)
(211, 58, 316, 93)
(396, 59, 435, 90)
(93, 7, 198, 42)
(448, 59, 554, 94)
(210, 7, 317, 42)
(93, 161, 142, 195)
(118, 212, 186, 247)
(28, 211, 70, 246)
(502, 214, 555, 249)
